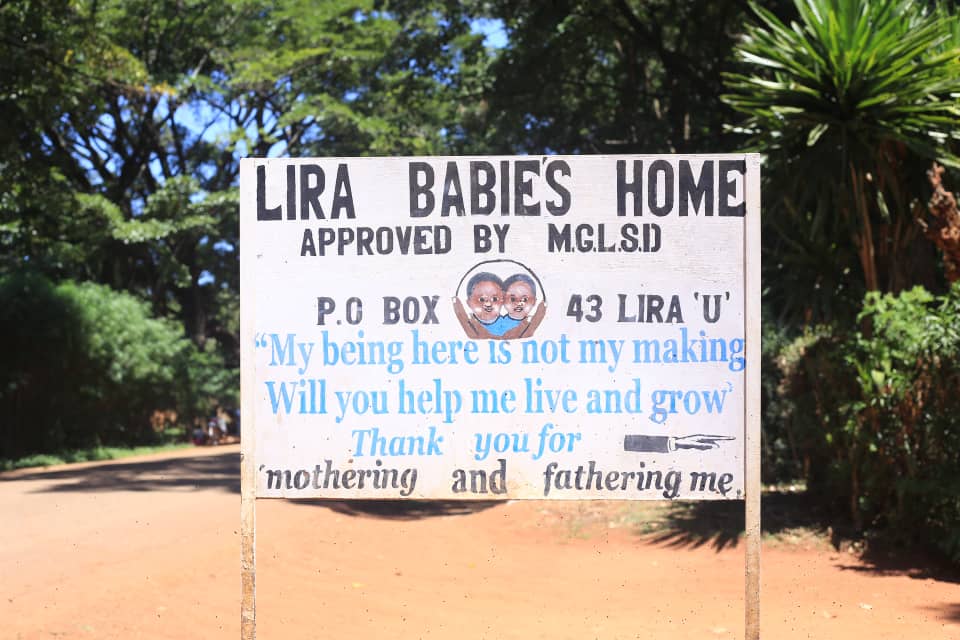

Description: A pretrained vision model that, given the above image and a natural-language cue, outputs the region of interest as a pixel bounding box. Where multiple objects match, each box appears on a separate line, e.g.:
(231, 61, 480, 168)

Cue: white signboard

(240, 155, 760, 500)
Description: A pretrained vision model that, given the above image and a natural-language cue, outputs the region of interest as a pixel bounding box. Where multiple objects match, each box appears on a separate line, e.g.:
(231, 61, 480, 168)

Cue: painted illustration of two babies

(453, 271, 547, 340)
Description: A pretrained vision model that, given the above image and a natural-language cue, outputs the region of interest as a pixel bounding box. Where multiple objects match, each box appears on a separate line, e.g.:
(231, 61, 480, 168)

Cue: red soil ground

(2, 445, 957, 639)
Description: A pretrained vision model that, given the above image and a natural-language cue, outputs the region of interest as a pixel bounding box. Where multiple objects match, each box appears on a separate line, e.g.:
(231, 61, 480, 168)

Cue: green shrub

(761, 314, 829, 484)
(0, 272, 235, 458)
(774, 284, 960, 560)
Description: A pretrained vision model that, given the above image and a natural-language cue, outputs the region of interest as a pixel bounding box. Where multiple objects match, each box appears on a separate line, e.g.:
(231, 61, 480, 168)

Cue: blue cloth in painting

(479, 315, 521, 336)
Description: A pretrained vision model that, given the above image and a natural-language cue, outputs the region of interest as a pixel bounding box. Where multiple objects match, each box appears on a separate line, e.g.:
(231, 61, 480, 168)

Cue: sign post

(744, 156, 762, 640)
(240, 154, 761, 638)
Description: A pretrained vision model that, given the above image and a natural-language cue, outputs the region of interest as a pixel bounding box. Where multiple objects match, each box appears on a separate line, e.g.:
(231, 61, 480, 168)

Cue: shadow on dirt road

(645, 490, 960, 584)
(0, 450, 500, 519)
(300, 498, 501, 519)
(648, 490, 830, 551)
(0, 449, 242, 494)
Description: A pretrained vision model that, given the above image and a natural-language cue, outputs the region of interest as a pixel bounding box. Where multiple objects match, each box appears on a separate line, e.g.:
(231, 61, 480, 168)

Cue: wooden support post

(744, 153, 762, 640)
(240, 433, 256, 639)
(240, 161, 257, 640)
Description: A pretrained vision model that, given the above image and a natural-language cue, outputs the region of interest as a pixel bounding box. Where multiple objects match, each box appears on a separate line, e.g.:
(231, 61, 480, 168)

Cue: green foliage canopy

(0, 272, 232, 458)
(466, 0, 755, 154)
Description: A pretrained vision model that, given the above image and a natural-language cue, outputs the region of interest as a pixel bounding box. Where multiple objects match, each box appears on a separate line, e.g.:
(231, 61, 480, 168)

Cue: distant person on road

(207, 416, 221, 445)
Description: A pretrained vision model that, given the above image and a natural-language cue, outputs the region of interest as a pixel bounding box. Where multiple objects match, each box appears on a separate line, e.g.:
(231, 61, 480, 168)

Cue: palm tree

(723, 0, 960, 321)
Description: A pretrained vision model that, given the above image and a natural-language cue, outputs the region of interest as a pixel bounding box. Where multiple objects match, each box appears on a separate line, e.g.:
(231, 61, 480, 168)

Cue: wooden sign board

(241, 154, 759, 501)
(239, 154, 762, 637)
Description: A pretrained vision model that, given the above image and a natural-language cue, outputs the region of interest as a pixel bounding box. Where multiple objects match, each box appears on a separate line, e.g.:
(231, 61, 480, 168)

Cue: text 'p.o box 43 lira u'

(240, 154, 761, 501)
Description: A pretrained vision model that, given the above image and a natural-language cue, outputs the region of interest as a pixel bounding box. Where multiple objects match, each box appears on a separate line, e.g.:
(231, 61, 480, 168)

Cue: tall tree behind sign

(0, 0, 490, 359)
(460, 0, 757, 155)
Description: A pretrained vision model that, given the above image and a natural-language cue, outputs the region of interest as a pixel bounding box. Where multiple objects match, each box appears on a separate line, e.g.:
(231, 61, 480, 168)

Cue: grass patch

(1, 433, 194, 472)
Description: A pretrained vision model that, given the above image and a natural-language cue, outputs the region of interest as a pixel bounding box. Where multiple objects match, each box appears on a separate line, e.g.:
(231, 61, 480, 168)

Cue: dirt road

(2, 446, 957, 639)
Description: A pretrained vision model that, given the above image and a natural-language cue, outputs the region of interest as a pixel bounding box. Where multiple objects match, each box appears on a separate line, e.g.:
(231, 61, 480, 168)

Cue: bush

(0, 272, 235, 458)
(761, 314, 814, 484)
(773, 284, 960, 561)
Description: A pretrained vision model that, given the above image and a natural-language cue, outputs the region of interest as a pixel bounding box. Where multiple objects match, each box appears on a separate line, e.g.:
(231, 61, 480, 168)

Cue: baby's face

(505, 281, 536, 320)
(468, 280, 502, 323)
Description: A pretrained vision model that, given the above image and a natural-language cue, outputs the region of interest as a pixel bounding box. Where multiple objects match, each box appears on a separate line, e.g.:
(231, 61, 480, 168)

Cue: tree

(0, 1, 494, 449)
(211, 0, 489, 159)
(464, 0, 759, 154)
(723, 0, 960, 322)
(1, 0, 246, 356)
(0, 271, 231, 458)
(1, 0, 491, 362)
